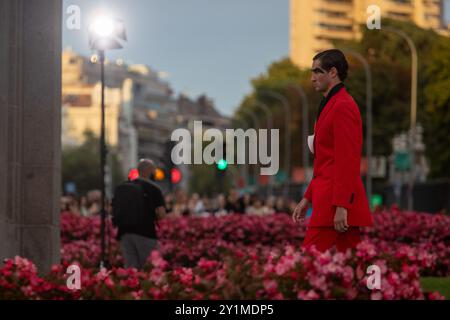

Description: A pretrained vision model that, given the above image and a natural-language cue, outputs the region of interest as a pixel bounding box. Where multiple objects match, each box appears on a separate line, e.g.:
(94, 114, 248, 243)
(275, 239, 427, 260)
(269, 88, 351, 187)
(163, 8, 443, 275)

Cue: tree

(422, 37, 450, 179)
(235, 18, 450, 182)
(62, 130, 124, 195)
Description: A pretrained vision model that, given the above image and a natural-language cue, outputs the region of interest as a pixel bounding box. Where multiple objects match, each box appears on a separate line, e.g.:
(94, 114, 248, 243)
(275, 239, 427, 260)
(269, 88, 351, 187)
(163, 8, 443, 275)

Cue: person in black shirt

(118, 159, 166, 269)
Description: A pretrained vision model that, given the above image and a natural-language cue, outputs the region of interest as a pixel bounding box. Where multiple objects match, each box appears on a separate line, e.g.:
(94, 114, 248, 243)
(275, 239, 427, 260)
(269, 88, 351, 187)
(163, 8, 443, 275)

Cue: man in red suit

(292, 49, 373, 252)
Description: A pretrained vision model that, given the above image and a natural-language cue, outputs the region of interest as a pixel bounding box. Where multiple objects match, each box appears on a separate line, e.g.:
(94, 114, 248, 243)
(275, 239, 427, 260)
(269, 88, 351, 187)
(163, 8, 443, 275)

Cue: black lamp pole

(89, 13, 127, 269)
(99, 50, 108, 269)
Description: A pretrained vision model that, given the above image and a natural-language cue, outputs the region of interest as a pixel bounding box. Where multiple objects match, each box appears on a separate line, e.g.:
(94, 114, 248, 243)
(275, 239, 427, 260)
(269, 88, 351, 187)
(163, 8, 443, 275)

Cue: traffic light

(216, 142, 228, 171)
(128, 168, 139, 181)
(217, 158, 228, 171)
(164, 140, 178, 191)
(170, 168, 182, 184)
(154, 168, 165, 181)
(215, 142, 227, 192)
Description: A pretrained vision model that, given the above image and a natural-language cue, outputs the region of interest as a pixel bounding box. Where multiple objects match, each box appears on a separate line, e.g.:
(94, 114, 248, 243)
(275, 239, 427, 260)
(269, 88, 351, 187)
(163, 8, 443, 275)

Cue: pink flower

(298, 290, 320, 300)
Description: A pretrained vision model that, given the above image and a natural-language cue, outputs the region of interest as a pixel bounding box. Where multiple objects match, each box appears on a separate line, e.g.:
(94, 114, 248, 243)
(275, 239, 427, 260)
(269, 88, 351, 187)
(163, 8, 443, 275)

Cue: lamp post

(340, 49, 373, 202)
(288, 84, 310, 195)
(382, 27, 418, 211)
(89, 12, 127, 268)
(259, 90, 292, 198)
(232, 117, 250, 187)
(253, 101, 274, 197)
(238, 109, 260, 191)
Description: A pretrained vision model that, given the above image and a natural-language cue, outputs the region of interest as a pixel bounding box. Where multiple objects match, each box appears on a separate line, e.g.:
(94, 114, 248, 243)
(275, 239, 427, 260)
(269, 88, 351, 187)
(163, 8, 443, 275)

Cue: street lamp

(238, 109, 260, 190)
(89, 12, 127, 269)
(340, 49, 373, 203)
(233, 117, 250, 187)
(288, 84, 310, 196)
(381, 27, 418, 211)
(259, 90, 292, 198)
(253, 102, 274, 197)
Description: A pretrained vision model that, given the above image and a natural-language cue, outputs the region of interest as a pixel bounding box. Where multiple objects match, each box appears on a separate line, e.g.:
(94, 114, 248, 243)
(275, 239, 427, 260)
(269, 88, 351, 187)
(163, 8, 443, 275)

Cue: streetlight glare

(91, 15, 115, 38)
(88, 12, 126, 51)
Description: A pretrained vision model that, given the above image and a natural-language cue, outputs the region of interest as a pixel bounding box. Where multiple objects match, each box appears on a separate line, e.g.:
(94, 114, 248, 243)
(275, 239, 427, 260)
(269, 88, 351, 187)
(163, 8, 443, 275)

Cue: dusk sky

(63, 0, 450, 116)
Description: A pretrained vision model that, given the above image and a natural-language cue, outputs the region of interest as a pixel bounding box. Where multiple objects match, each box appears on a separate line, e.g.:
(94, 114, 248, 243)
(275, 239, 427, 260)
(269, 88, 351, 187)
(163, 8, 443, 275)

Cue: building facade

(62, 49, 177, 180)
(290, 0, 450, 68)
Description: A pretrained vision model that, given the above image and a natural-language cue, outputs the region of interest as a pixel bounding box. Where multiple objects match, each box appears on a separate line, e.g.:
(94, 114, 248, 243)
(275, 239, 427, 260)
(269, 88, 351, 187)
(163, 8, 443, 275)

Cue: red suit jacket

(304, 87, 373, 227)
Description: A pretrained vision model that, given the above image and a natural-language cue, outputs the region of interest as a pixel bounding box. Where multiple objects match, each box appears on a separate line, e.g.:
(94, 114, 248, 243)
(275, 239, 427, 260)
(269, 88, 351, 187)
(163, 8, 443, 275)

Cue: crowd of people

(60, 188, 297, 217)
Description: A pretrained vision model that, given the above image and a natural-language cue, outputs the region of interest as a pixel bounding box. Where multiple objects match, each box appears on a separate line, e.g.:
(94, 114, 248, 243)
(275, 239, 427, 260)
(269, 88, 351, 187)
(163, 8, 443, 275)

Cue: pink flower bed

(0, 208, 448, 299)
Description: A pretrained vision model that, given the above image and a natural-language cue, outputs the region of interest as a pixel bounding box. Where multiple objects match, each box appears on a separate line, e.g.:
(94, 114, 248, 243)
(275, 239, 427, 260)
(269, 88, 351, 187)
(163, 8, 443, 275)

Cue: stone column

(0, 0, 62, 273)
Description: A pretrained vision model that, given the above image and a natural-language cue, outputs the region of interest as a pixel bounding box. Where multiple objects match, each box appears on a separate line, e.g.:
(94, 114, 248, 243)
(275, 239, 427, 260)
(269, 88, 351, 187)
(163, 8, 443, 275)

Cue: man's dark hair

(313, 49, 348, 81)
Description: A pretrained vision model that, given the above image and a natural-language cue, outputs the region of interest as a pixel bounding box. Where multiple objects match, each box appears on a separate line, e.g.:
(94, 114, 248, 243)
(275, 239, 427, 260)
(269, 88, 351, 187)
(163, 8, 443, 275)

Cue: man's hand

(334, 206, 348, 232)
(292, 198, 310, 224)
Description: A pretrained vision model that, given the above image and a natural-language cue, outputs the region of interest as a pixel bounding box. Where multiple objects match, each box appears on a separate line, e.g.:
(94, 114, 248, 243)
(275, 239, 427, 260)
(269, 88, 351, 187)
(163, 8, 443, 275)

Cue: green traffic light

(217, 159, 228, 171)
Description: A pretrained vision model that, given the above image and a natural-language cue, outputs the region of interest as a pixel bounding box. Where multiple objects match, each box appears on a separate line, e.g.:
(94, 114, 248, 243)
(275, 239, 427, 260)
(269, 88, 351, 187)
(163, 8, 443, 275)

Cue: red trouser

(302, 227, 361, 252)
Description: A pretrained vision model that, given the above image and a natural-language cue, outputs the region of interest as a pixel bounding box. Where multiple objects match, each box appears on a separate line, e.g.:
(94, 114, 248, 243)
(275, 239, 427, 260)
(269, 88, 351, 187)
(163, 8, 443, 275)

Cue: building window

(324, 0, 352, 4)
(318, 23, 353, 31)
(389, 0, 411, 4)
(386, 11, 411, 19)
(317, 9, 347, 18)
(62, 94, 92, 107)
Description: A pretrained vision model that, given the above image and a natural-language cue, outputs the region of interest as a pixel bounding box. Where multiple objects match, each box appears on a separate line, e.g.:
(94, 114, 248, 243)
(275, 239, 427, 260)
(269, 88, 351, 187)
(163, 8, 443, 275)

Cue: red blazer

(304, 87, 373, 227)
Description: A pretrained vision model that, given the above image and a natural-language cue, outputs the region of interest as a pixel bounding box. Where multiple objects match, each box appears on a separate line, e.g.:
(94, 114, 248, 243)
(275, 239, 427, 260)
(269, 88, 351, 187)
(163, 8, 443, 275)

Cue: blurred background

(60, 0, 450, 216)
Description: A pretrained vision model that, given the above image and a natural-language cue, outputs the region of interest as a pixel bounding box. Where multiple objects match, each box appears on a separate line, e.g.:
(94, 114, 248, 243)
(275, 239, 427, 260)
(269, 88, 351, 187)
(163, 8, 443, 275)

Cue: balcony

(316, 0, 352, 13)
(313, 23, 355, 41)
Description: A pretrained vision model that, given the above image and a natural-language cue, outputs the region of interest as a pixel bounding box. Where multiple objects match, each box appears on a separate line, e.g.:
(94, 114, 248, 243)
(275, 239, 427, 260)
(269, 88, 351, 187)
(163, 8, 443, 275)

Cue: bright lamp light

(91, 15, 115, 38)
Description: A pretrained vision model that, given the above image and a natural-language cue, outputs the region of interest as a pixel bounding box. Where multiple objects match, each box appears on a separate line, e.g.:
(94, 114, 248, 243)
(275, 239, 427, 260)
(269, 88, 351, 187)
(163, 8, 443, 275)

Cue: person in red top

(292, 49, 373, 252)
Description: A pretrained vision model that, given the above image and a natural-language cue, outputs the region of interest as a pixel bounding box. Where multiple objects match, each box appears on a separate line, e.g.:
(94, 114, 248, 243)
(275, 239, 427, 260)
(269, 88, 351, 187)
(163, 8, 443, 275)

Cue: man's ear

(330, 67, 338, 79)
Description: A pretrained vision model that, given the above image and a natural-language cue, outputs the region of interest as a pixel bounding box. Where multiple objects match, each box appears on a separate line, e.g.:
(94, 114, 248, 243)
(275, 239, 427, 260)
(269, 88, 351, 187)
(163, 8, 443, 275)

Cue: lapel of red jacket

(313, 88, 347, 160)
(314, 87, 346, 134)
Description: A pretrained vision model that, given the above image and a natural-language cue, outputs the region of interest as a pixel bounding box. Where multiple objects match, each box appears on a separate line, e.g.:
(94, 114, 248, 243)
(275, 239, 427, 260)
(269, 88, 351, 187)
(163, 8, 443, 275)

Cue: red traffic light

(170, 168, 182, 184)
(128, 168, 139, 181)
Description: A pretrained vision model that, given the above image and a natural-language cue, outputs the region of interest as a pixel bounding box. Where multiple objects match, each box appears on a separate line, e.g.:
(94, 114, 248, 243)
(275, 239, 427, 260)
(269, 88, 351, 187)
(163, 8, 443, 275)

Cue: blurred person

(86, 190, 101, 216)
(172, 189, 189, 216)
(225, 189, 244, 214)
(214, 193, 228, 216)
(60, 196, 71, 213)
(189, 193, 205, 215)
(265, 196, 276, 215)
(79, 196, 90, 217)
(292, 49, 373, 252)
(112, 159, 166, 269)
(246, 195, 270, 216)
(67, 195, 81, 215)
(275, 196, 288, 214)
(201, 196, 213, 216)
(240, 193, 252, 214)
(164, 193, 174, 214)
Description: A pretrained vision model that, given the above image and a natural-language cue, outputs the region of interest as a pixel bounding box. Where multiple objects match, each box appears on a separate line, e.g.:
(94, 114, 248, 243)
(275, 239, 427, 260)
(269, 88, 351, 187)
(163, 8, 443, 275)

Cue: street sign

(394, 152, 411, 171)
(64, 182, 77, 194)
(372, 156, 387, 178)
(275, 170, 287, 183)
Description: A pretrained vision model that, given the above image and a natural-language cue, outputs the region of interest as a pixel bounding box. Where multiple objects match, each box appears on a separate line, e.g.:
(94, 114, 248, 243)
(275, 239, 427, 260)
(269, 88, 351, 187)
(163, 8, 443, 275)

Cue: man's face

(310, 59, 333, 93)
